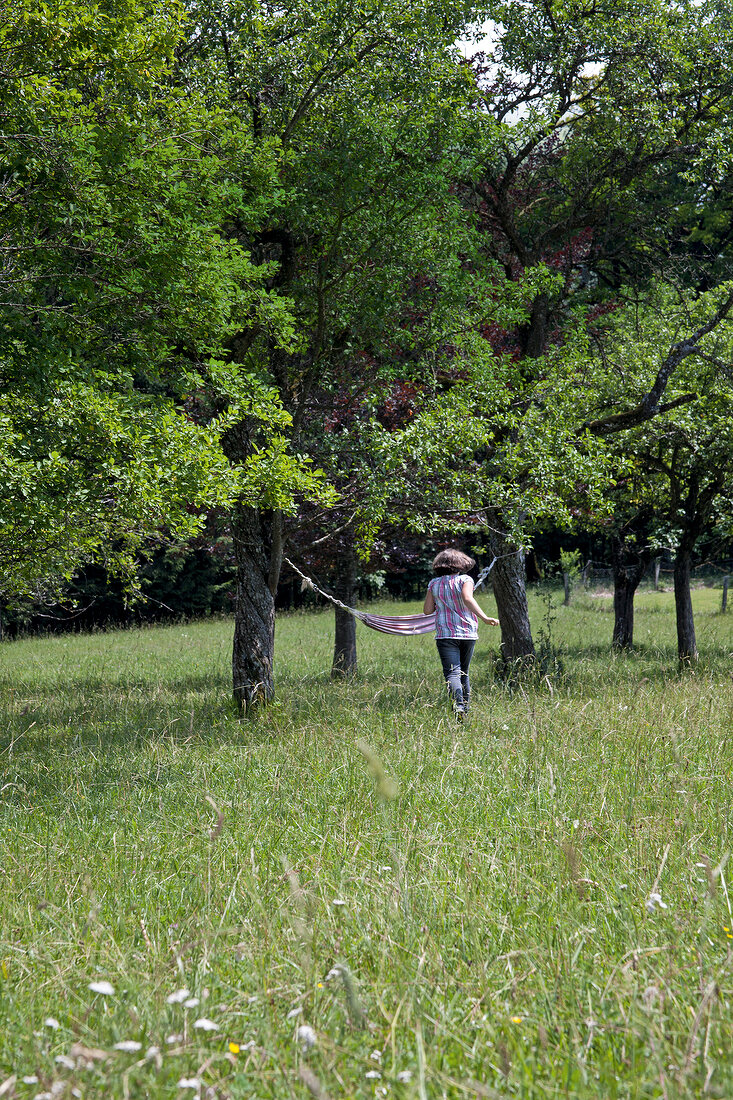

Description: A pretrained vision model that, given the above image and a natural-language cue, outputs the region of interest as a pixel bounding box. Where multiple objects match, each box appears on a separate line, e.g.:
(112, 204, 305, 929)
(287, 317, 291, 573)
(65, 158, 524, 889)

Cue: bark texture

(487, 517, 535, 664)
(611, 541, 647, 650)
(332, 549, 358, 679)
(674, 542, 698, 664)
(231, 503, 277, 710)
(223, 416, 286, 711)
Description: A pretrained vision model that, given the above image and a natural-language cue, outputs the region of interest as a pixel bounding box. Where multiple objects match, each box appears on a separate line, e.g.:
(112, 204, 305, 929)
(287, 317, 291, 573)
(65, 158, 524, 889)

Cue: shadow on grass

(0, 671, 230, 698)
(4, 637, 731, 782)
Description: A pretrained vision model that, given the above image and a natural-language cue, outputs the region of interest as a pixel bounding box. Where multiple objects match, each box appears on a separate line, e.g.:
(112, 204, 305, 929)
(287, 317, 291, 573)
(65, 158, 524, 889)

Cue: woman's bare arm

(423, 589, 436, 615)
(462, 580, 499, 626)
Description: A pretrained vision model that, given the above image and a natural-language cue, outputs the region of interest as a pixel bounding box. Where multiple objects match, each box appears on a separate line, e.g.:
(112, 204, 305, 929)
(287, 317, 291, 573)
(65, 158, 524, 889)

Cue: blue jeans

(436, 638, 476, 711)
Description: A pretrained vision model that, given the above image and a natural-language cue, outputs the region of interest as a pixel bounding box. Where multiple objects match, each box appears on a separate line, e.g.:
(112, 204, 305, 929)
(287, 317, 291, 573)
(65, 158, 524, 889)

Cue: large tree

(177, 0, 501, 708)
(458, 0, 733, 660)
(1, 0, 320, 598)
(587, 283, 733, 662)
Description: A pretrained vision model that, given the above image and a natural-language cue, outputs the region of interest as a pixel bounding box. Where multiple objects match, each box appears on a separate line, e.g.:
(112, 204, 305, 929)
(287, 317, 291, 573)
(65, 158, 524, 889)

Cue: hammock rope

(282, 556, 498, 636)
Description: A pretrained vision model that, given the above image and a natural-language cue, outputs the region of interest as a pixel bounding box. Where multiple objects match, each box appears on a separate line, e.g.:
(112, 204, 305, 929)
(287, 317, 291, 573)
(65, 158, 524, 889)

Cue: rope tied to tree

(282, 556, 499, 636)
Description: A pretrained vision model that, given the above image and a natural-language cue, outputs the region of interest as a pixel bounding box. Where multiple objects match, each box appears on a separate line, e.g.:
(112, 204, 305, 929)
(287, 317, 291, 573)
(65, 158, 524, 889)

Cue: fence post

(563, 572, 571, 606)
(722, 576, 729, 614)
(654, 558, 661, 590)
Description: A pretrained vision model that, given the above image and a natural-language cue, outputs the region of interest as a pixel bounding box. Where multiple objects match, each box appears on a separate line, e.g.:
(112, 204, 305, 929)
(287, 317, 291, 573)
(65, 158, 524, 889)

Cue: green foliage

(181, 0, 501, 471)
(559, 548, 582, 578)
(0, 0, 328, 596)
(0, 381, 238, 598)
(585, 281, 733, 549)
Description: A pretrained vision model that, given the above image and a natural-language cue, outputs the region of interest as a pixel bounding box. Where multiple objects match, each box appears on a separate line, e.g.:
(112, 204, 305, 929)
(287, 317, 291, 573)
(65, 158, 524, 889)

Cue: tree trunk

(332, 549, 358, 679)
(522, 294, 549, 359)
(611, 542, 647, 650)
(231, 502, 277, 711)
(674, 542, 697, 664)
(223, 415, 285, 711)
(486, 517, 535, 664)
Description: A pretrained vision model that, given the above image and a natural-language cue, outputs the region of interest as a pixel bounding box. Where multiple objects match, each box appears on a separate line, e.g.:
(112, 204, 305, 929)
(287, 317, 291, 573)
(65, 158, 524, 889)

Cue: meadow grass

(1, 584, 733, 1099)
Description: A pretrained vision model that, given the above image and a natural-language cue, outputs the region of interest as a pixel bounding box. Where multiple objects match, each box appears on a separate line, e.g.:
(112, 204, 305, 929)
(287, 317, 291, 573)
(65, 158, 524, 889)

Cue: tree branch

(582, 291, 733, 437)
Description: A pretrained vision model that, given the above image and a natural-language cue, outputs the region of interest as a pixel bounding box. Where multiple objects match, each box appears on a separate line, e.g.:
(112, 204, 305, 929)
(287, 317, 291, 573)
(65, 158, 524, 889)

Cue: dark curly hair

(431, 549, 476, 577)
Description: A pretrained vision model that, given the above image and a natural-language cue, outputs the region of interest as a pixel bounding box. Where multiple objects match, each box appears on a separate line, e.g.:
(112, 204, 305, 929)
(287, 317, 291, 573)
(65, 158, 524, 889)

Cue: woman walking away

(423, 549, 499, 719)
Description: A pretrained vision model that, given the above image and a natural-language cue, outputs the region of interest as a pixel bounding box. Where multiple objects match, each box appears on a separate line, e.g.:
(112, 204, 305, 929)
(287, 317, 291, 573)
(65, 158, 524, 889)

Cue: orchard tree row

(3, 0, 733, 705)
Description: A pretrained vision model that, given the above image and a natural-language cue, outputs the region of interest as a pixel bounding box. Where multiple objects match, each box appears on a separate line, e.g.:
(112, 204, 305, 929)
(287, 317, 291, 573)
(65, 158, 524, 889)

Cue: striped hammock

(283, 558, 495, 636)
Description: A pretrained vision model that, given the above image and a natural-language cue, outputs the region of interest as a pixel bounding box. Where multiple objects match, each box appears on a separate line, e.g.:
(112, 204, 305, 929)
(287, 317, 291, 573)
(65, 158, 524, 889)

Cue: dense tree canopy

(0, 0, 323, 597)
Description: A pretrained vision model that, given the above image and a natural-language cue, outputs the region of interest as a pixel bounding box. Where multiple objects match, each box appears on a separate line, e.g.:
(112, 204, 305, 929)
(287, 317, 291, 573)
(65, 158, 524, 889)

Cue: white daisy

(166, 989, 190, 1005)
(296, 1025, 317, 1050)
(88, 980, 115, 996)
(193, 1018, 217, 1032)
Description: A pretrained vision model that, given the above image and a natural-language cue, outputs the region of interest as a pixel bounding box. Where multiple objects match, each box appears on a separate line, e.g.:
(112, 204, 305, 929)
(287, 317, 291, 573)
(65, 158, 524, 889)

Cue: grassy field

(1, 584, 733, 1099)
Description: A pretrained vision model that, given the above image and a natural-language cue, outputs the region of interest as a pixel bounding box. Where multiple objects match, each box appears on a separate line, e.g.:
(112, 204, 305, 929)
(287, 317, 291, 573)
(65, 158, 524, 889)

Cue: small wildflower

(166, 1033, 183, 1044)
(370, 1050, 382, 1062)
(183, 998, 199, 1009)
(166, 989, 190, 1005)
(645, 892, 668, 913)
(365, 1070, 382, 1079)
(193, 1018, 217, 1032)
(228, 1042, 240, 1054)
(146, 1046, 160, 1060)
(510, 1016, 523, 1023)
(396, 1071, 413, 1083)
(23, 1077, 39, 1085)
(55, 1055, 76, 1070)
(297, 1025, 317, 1050)
(316, 982, 324, 988)
(88, 980, 115, 996)
(44, 1017, 60, 1030)
(177, 1079, 201, 1090)
(286, 1006, 301, 1020)
(113, 1041, 142, 1053)
(331, 898, 347, 907)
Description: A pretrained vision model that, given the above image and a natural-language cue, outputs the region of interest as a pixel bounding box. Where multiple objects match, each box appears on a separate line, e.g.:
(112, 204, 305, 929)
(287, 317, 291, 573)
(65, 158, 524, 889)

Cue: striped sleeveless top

(428, 574, 478, 640)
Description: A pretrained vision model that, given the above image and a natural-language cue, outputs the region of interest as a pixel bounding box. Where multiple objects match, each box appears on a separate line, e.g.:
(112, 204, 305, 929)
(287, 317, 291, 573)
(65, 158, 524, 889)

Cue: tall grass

(1, 585, 732, 1098)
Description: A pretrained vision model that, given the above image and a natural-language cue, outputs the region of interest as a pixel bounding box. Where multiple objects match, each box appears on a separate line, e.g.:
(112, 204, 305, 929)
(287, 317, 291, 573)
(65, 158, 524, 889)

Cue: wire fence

(552, 559, 733, 603)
